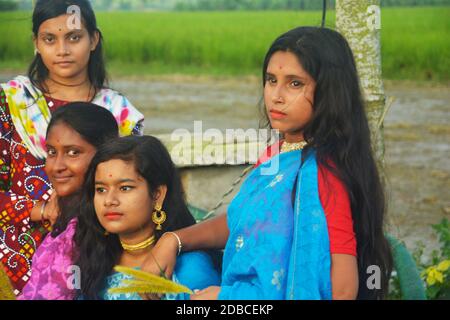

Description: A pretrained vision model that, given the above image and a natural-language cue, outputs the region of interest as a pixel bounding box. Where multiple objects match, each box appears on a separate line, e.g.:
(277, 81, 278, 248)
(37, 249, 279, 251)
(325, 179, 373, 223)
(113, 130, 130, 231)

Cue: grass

(380, 7, 450, 81)
(0, 7, 449, 81)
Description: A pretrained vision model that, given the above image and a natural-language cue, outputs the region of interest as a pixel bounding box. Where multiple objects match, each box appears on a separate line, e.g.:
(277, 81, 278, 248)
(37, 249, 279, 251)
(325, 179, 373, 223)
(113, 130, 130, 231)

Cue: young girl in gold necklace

(0, 0, 143, 295)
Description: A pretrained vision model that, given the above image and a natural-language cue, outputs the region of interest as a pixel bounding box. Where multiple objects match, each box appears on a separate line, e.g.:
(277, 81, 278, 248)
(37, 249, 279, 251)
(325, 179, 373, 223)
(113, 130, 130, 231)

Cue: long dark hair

(28, 0, 107, 93)
(74, 136, 198, 300)
(46, 102, 119, 237)
(261, 27, 392, 299)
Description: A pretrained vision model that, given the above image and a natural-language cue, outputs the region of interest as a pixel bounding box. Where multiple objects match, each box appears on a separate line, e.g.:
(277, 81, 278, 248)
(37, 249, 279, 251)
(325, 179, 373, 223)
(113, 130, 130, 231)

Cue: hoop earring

(152, 203, 167, 231)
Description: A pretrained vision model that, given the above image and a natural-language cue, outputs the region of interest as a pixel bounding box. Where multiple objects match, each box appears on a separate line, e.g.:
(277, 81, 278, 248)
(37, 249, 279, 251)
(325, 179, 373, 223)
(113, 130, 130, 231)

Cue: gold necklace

(280, 140, 308, 153)
(120, 235, 156, 252)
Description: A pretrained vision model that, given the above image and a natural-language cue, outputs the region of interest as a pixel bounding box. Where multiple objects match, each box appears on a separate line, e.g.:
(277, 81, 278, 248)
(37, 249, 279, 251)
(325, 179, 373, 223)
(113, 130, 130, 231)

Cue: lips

(269, 109, 287, 119)
(52, 176, 73, 183)
(54, 61, 74, 67)
(104, 212, 124, 221)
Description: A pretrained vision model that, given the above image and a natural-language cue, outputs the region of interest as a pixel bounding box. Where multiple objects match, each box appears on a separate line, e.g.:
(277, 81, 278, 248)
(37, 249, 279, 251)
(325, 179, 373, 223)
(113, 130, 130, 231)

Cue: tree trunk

(335, 0, 386, 169)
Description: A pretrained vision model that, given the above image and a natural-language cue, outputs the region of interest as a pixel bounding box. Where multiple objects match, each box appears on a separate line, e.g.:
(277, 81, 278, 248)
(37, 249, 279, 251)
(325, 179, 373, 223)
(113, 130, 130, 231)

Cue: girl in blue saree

(143, 27, 393, 300)
(74, 136, 220, 300)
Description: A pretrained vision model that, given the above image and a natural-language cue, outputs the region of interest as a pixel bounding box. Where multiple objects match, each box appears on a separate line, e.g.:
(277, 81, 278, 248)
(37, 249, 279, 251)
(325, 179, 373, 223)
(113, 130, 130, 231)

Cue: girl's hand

(45, 192, 60, 226)
(190, 286, 221, 300)
(142, 232, 179, 277)
(140, 232, 180, 300)
(30, 191, 60, 226)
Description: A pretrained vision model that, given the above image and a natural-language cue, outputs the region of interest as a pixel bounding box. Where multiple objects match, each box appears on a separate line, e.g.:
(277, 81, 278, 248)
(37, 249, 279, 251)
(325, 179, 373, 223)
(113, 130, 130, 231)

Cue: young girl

(143, 26, 393, 300)
(0, 0, 143, 294)
(19, 102, 119, 300)
(74, 136, 220, 300)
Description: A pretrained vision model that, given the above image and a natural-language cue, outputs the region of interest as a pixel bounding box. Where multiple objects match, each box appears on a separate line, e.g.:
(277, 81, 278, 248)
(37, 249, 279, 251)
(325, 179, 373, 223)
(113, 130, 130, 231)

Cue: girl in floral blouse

(0, 0, 143, 295)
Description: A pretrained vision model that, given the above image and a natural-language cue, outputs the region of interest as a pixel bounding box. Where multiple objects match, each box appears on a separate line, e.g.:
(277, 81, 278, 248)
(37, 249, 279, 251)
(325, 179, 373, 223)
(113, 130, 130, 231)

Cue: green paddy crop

(0, 7, 448, 81)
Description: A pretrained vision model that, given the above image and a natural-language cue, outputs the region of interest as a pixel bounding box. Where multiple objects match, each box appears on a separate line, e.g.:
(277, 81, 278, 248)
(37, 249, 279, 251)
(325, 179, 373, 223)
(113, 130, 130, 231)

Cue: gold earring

(152, 203, 167, 231)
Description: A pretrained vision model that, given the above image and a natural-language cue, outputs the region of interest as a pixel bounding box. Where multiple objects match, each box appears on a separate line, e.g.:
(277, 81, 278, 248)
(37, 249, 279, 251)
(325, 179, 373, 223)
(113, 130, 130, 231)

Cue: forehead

(95, 159, 140, 179)
(38, 14, 86, 34)
(46, 122, 89, 146)
(266, 51, 308, 75)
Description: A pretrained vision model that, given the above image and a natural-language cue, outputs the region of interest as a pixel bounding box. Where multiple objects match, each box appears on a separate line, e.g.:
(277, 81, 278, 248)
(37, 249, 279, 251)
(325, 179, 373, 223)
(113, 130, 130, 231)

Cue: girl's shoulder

(176, 251, 213, 269)
(93, 88, 143, 119)
(254, 140, 283, 168)
(175, 251, 221, 289)
(41, 218, 78, 249)
(0, 76, 44, 113)
(1, 76, 35, 92)
(0, 76, 31, 107)
(95, 88, 132, 105)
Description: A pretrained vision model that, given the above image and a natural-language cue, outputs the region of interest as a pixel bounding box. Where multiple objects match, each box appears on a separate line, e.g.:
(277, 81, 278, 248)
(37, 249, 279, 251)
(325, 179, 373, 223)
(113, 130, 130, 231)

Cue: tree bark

(336, 0, 386, 169)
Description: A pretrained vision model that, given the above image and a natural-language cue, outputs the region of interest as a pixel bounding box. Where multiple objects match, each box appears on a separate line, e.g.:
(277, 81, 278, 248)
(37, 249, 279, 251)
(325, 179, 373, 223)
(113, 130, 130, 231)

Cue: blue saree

(219, 149, 332, 300)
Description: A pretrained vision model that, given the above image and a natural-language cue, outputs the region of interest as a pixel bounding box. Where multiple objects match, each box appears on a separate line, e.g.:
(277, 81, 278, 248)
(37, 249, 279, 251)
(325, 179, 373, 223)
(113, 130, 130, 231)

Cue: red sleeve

(318, 164, 357, 257)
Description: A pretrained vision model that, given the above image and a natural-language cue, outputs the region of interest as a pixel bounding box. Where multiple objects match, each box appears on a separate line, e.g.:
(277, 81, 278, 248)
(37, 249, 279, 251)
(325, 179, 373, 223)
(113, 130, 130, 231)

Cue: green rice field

(0, 7, 449, 81)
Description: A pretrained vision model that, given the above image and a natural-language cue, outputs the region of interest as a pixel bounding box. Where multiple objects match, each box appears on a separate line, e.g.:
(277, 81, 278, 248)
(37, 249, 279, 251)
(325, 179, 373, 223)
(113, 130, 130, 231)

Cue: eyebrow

(45, 144, 83, 149)
(39, 30, 83, 37)
(266, 72, 307, 81)
(95, 179, 137, 185)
